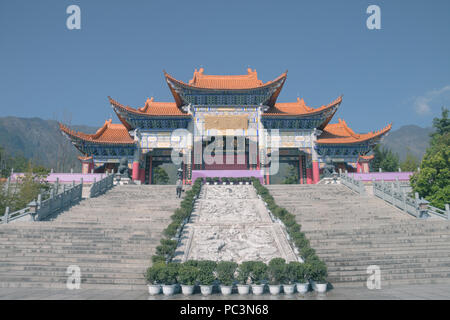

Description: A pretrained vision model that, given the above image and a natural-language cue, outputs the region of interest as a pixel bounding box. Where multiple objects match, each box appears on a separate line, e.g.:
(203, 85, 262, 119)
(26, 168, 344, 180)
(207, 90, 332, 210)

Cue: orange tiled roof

(109, 96, 189, 117)
(165, 68, 287, 90)
(188, 68, 263, 89)
(264, 96, 342, 116)
(78, 155, 93, 161)
(358, 154, 375, 161)
(317, 119, 392, 144)
(59, 120, 134, 144)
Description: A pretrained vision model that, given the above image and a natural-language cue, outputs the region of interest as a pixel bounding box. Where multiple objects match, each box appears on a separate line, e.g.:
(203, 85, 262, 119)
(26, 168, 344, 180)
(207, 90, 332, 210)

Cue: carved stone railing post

(446, 204, 450, 220)
(414, 192, 420, 218)
(55, 177, 59, 195)
(4, 207, 9, 224)
(6, 176, 10, 194)
(402, 189, 407, 212)
(62, 185, 66, 208)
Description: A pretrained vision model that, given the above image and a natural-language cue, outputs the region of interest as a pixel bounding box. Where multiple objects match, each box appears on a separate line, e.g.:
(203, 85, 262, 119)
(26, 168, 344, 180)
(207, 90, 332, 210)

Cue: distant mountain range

(0, 116, 433, 171)
(0, 117, 96, 172)
(380, 124, 433, 161)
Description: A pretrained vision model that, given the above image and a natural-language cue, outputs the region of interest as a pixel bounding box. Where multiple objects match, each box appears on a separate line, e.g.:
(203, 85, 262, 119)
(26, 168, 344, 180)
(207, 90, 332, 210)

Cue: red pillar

(139, 168, 145, 184)
(132, 161, 140, 181)
(80, 156, 94, 174)
(312, 161, 320, 184)
(356, 162, 362, 173)
(306, 168, 313, 184)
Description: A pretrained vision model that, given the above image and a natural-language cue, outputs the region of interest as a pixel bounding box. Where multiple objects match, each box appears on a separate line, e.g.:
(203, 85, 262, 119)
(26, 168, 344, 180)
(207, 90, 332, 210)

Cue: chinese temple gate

(59, 68, 391, 185)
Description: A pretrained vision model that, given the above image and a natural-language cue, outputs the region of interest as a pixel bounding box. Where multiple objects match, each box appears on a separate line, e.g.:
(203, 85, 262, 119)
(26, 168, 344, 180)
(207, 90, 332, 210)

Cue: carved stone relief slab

(174, 185, 298, 264)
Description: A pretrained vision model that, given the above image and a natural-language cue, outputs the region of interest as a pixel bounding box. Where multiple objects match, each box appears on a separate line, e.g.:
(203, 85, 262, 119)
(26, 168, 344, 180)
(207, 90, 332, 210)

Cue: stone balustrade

(340, 173, 366, 195)
(89, 173, 114, 198)
(373, 179, 449, 220)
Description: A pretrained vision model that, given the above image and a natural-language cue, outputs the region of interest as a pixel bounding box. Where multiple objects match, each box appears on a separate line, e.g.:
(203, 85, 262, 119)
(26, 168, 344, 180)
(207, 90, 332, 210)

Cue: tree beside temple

(154, 166, 169, 185)
(0, 163, 50, 216)
(370, 145, 400, 172)
(400, 152, 420, 172)
(410, 107, 450, 209)
(283, 164, 299, 184)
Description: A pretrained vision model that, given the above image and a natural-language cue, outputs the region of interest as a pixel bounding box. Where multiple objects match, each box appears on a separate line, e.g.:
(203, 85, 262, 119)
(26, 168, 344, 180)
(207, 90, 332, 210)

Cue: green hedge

(250, 177, 328, 281)
(153, 178, 203, 263)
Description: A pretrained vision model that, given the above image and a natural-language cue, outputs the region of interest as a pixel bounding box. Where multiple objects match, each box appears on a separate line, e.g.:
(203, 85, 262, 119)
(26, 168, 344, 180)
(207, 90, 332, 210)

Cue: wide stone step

(0, 184, 183, 290)
(268, 184, 450, 288)
(328, 261, 450, 272)
(1, 256, 151, 264)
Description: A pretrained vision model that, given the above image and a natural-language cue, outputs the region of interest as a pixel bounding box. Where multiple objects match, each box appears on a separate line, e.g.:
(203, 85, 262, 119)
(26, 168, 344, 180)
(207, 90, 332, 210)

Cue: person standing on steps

(176, 178, 183, 198)
(176, 166, 183, 198)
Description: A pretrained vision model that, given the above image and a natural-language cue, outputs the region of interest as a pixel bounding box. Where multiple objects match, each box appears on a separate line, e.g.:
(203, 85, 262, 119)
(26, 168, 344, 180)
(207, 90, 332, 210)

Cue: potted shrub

(178, 264, 199, 295)
(216, 261, 237, 295)
(308, 260, 328, 293)
(267, 258, 286, 295)
(244, 177, 250, 185)
(213, 177, 220, 185)
(286, 261, 308, 294)
(206, 177, 212, 185)
(236, 261, 253, 295)
(249, 261, 268, 295)
(146, 263, 164, 295)
(158, 263, 179, 296)
(197, 260, 217, 296)
(300, 246, 316, 261)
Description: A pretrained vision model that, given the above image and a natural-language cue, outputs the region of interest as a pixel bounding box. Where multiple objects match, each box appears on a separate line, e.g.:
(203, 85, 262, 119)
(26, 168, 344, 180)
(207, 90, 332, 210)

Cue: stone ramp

(268, 184, 450, 288)
(0, 185, 182, 290)
(175, 185, 298, 263)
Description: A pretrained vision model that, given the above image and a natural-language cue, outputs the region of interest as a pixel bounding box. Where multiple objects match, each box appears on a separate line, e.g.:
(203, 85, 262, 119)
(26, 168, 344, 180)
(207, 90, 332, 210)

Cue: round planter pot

(315, 283, 328, 293)
(239, 182, 243, 185)
(162, 284, 176, 296)
(181, 285, 195, 295)
(237, 284, 250, 295)
(296, 282, 309, 294)
(214, 182, 218, 185)
(220, 285, 233, 296)
(251, 284, 265, 296)
(283, 284, 295, 295)
(200, 285, 214, 296)
(269, 284, 281, 295)
(148, 284, 161, 295)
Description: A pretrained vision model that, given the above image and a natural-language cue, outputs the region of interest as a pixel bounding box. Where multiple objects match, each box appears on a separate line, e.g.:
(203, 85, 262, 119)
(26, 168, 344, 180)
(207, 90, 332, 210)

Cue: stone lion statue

(117, 157, 130, 178)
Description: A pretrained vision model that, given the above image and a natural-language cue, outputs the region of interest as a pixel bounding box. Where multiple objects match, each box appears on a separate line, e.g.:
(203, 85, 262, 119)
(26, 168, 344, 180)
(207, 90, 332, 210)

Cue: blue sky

(0, 0, 449, 132)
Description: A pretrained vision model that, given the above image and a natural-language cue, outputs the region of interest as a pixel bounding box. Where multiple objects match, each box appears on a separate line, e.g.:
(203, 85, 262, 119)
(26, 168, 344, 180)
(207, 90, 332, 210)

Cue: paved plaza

(0, 284, 448, 300)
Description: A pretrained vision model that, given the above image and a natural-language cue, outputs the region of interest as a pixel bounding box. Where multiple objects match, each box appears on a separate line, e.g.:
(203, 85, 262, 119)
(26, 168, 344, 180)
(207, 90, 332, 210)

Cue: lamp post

(28, 199, 39, 221)
(417, 197, 430, 219)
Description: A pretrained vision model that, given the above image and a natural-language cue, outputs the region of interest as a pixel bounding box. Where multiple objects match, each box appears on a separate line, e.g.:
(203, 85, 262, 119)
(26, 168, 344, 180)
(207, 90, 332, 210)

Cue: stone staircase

(0, 185, 181, 290)
(267, 184, 450, 288)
